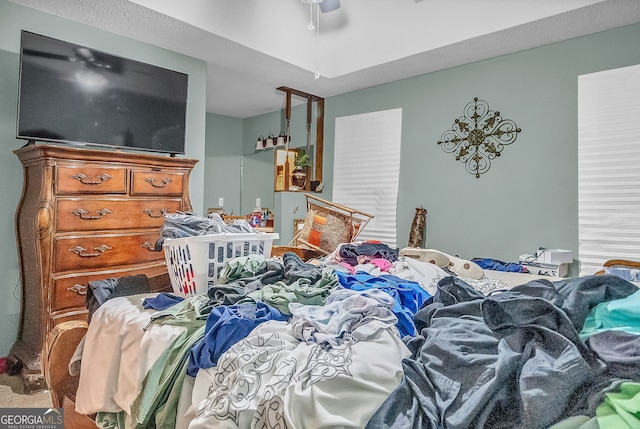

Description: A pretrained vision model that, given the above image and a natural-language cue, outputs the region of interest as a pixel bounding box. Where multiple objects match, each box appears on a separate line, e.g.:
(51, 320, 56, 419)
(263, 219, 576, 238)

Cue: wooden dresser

(8, 143, 198, 393)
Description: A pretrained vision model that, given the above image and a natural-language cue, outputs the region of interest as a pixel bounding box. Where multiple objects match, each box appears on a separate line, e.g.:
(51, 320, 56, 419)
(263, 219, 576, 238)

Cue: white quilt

(187, 288, 411, 429)
(75, 294, 186, 417)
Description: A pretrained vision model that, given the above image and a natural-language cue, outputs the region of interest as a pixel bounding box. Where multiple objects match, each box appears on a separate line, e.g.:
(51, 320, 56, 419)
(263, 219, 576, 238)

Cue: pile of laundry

(154, 211, 258, 250)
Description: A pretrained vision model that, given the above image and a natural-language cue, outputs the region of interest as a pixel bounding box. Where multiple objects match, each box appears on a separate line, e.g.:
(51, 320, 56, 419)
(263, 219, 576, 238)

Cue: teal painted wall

(0, 0, 207, 356)
(205, 107, 310, 231)
(204, 113, 243, 215)
(239, 23, 640, 272)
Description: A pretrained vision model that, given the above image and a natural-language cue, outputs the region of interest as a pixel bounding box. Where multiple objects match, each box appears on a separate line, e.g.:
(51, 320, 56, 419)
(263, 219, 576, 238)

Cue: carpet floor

(0, 373, 53, 408)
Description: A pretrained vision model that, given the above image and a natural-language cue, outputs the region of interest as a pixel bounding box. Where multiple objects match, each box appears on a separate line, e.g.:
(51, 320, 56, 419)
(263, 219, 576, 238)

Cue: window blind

(332, 108, 402, 248)
(578, 64, 640, 275)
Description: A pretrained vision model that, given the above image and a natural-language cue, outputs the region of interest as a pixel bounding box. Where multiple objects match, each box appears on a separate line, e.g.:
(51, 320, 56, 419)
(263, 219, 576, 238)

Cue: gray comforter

(366, 274, 639, 429)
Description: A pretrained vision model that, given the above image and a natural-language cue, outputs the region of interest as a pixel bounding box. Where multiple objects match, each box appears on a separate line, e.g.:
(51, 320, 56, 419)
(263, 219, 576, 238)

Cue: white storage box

(163, 232, 278, 296)
(538, 249, 573, 265)
(520, 262, 569, 278)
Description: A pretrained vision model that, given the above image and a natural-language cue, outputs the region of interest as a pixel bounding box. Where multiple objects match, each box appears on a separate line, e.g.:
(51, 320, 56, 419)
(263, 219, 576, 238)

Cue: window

(332, 109, 402, 247)
(578, 64, 640, 275)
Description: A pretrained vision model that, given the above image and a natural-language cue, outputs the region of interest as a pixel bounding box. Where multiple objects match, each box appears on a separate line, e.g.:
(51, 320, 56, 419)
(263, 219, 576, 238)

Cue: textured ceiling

(9, 0, 640, 118)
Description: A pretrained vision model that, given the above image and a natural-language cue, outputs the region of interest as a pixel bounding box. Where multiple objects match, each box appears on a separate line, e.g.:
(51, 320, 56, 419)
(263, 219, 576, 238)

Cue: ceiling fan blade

(319, 0, 340, 13)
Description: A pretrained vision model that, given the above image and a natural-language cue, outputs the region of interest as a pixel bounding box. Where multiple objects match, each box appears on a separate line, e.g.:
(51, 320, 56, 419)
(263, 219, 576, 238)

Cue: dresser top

(14, 143, 199, 168)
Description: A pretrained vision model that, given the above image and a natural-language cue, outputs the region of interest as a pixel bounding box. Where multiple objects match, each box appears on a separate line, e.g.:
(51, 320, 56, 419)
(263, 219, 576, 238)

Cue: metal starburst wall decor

(437, 97, 521, 178)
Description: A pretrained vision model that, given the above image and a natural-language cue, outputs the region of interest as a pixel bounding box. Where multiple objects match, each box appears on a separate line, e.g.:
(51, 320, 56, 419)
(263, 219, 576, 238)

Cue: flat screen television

(16, 31, 188, 155)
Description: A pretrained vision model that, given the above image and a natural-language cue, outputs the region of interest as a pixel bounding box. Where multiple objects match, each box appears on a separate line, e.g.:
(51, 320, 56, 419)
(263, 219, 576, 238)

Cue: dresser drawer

(57, 165, 127, 194)
(51, 264, 168, 312)
(50, 308, 89, 328)
(51, 275, 95, 312)
(131, 170, 185, 196)
(54, 232, 164, 272)
(57, 199, 182, 232)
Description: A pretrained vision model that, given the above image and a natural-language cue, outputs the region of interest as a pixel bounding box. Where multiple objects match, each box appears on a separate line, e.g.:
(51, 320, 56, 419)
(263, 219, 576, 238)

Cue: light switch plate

(218, 197, 224, 206)
(256, 198, 261, 207)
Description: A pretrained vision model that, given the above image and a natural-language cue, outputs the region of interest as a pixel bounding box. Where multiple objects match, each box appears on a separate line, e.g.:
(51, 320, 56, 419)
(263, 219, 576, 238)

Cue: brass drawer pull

(68, 245, 112, 258)
(145, 177, 172, 188)
(71, 208, 113, 220)
(67, 284, 88, 295)
(140, 241, 158, 251)
(71, 173, 113, 185)
(142, 208, 169, 218)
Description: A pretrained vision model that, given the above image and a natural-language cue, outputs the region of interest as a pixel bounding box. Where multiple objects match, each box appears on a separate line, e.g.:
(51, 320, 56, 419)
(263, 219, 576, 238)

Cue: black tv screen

(16, 31, 188, 155)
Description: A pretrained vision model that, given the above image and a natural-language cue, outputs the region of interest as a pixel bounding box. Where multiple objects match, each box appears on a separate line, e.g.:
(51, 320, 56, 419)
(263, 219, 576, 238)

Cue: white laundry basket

(163, 232, 278, 296)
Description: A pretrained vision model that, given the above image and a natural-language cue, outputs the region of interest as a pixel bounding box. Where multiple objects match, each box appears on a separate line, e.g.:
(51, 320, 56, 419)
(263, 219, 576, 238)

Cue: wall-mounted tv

(16, 31, 188, 155)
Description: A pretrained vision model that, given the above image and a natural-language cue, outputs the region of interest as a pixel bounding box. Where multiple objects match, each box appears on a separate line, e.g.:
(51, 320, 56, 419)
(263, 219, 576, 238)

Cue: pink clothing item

(371, 258, 393, 272)
(339, 262, 357, 274)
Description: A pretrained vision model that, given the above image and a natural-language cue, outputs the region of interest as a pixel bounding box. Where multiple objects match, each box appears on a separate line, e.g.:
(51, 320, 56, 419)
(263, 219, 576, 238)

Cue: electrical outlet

(256, 198, 261, 207)
(218, 197, 224, 206)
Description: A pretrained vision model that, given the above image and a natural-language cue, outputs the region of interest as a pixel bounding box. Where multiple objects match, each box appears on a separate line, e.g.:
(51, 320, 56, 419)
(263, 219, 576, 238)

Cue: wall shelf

(274, 86, 324, 193)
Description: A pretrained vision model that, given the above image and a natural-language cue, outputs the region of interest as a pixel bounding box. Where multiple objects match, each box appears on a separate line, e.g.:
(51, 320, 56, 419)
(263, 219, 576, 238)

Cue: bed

(45, 249, 640, 429)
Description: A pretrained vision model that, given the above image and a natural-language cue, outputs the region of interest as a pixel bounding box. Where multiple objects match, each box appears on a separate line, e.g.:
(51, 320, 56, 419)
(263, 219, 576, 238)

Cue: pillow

(297, 203, 354, 253)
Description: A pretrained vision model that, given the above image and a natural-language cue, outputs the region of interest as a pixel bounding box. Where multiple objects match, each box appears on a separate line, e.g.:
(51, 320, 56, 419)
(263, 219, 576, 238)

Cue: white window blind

(578, 63, 640, 275)
(333, 108, 402, 248)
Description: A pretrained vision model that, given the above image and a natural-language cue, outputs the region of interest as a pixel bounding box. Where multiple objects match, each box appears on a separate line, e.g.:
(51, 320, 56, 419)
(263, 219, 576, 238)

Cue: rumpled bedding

(336, 271, 431, 337)
(75, 246, 640, 429)
(365, 274, 640, 429)
(188, 288, 410, 429)
(207, 252, 332, 307)
(186, 301, 288, 377)
(76, 294, 187, 417)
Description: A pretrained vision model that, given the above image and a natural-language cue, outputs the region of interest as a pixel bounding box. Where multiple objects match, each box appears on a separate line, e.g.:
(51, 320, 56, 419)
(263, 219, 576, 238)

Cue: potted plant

(291, 149, 310, 188)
